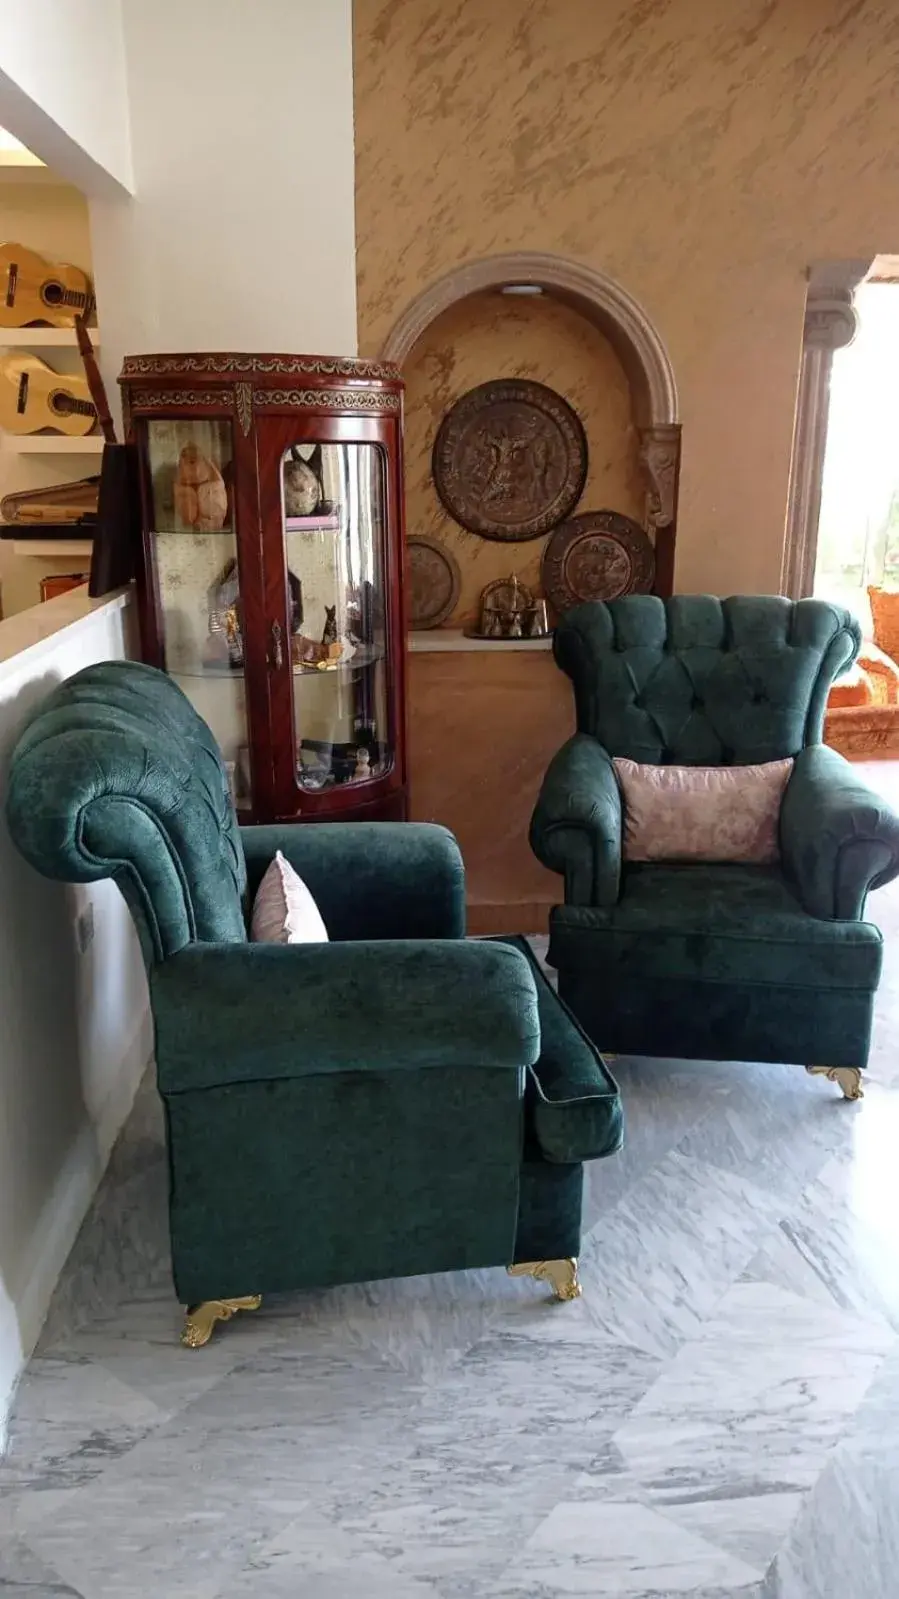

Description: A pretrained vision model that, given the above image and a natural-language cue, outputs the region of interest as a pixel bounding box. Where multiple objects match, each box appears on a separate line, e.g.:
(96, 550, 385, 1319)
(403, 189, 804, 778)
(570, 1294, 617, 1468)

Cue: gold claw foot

(181, 1295, 262, 1349)
(508, 1258, 582, 1301)
(806, 1065, 865, 1101)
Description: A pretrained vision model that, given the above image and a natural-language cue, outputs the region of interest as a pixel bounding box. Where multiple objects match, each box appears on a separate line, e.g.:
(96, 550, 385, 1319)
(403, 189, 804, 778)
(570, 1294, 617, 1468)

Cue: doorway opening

(814, 271, 899, 635)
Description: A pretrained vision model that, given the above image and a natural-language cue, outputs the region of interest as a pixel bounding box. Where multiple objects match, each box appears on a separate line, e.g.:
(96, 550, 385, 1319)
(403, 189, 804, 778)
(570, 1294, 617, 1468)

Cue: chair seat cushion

(490, 935, 622, 1163)
(549, 864, 883, 992)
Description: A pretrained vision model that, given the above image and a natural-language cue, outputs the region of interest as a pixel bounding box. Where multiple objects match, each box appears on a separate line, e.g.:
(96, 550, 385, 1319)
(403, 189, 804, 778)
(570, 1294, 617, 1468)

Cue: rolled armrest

(529, 735, 622, 906)
(151, 937, 540, 1093)
(240, 822, 466, 941)
(781, 746, 899, 919)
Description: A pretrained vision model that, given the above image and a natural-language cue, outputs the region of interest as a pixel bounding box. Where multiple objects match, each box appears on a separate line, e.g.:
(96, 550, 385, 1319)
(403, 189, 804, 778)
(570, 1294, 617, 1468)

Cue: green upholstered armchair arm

(780, 746, 899, 919)
(240, 822, 466, 941)
(151, 938, 540, 1093)
(529, 735, 622, 906)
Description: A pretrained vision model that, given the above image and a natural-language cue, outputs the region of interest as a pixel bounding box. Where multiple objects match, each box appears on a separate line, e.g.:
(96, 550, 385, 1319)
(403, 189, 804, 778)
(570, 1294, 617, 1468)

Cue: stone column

(781, 261, 872, 599)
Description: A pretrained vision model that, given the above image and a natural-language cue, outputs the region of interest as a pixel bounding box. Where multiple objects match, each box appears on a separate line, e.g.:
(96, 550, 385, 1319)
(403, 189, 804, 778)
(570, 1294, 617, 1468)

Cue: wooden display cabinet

(120, 353, 407, 823)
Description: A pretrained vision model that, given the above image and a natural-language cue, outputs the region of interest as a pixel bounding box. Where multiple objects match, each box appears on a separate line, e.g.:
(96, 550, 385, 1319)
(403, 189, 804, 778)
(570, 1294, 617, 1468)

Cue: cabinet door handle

(270, 620, 284, 671)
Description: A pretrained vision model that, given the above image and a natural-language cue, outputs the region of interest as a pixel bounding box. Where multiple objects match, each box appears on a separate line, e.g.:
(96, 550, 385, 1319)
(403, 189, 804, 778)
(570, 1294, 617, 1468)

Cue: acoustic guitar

(0, 243, 93, 328)
(0, 354, 97, 435)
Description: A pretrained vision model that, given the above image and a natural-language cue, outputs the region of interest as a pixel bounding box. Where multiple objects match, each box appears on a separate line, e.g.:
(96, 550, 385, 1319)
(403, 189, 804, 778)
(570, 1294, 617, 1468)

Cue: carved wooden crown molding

(252, 388, 401, 413)
(120, 353, 402, 382)
(125, 385, 400, 418)
(129, 388, 229, 411)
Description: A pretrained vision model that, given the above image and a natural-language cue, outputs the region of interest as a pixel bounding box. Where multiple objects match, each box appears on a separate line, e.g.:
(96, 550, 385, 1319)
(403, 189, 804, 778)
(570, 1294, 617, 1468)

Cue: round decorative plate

(406, 535, 462, 629)
(432, 379, 587, 541)
(541, 510, 655, 612)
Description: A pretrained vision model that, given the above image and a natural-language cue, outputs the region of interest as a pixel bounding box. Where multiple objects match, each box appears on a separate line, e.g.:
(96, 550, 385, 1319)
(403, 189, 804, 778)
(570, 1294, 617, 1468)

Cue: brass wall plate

(432, 378, 587, 541)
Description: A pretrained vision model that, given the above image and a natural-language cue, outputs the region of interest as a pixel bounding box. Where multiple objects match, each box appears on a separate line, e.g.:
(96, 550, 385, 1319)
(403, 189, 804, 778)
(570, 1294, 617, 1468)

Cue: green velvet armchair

(531, 595, 899, 1099)
(7, 661, 622, 1346)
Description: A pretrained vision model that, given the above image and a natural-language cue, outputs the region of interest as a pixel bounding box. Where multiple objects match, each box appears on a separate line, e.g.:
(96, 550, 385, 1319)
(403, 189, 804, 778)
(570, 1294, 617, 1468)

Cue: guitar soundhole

(42, 281, 65, 307)
(50, 390, 72, 416)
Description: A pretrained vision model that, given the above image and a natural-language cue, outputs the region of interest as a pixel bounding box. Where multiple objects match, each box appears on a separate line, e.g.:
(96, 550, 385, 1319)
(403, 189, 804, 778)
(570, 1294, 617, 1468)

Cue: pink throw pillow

(251, 850, 329, 944)
(613, 757, 794, 864)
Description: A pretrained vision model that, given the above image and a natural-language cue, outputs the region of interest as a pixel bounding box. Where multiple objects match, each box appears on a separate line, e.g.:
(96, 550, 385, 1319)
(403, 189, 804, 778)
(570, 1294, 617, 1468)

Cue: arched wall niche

(380, 250, 683, 593)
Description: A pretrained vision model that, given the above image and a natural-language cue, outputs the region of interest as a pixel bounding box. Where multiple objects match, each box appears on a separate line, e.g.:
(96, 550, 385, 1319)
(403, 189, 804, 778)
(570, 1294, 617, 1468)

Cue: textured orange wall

(354, 0, 899, 596)
(403, 291, 642, 626)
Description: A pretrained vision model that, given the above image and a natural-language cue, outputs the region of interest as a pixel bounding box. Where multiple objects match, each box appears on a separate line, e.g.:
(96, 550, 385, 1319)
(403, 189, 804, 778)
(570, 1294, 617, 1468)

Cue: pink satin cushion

(251, 850, 329, 944)
(613, 757, 794, 864)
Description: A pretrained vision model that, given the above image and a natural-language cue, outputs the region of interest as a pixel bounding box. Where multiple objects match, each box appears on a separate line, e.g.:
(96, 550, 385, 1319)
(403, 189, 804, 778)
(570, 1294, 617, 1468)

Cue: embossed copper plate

(541, 509, 655, 612)
(432, 379, 587, 541)
(406, 535, 461, 629)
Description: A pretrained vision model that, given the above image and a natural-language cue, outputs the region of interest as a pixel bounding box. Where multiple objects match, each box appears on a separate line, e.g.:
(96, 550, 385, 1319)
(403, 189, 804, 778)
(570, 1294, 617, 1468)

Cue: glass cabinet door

(145, 418, 253, 812)
(279, 441, 390, 796)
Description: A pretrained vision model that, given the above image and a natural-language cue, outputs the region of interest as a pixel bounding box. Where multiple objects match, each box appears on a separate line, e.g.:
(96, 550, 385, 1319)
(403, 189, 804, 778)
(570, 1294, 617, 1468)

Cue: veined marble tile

(0, 1353, 167, 1495)
(0, 1535, 85, 1597)
(764, 1443, 899, 1599)
(222, 1505, 440, 1598)
(37, 1077, 170, 1353)
(758, 1160, 899, 1334)
(491, 1499, 760, 1595)
(323, 1331, 660, 1587)
(580, 1151, 782, 1360)
(610, 1280, 895, 1574)
(259, 1264, 523, 1383)
(666, 1492, 804, 1576)
(582, 1055, 732, 1223)
(674, 1065, 855, 1208)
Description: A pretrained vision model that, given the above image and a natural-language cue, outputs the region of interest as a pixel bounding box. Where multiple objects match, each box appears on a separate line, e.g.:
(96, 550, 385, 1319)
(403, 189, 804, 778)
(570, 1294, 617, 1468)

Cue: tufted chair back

(553, 595, 860, 765)
(7, 660, 247, 964)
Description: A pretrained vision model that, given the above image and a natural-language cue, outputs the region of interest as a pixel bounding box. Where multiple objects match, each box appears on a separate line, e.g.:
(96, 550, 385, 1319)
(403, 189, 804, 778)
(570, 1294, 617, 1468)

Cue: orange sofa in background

(825, 588, 899, 759)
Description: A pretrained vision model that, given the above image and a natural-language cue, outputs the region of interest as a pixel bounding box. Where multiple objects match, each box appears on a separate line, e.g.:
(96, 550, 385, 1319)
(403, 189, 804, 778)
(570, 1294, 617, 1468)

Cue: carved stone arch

(379, 251, 683, 593)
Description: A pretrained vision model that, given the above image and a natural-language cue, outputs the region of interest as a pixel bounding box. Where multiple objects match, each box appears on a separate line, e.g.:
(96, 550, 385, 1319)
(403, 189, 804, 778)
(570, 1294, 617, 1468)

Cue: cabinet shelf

(176, 646, 384, 681)
(154, 527, 234, 538)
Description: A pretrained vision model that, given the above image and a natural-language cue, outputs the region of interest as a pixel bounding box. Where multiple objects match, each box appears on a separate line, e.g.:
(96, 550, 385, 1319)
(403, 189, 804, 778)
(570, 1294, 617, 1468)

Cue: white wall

(0, 590, 150, 1438)
(0, 0, 132, 195)
(90, 0, 358, 408)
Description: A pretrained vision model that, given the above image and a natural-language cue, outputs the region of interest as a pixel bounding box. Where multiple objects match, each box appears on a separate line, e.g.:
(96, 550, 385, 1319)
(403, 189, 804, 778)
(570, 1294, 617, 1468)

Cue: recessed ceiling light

(500, 284, 544, 296)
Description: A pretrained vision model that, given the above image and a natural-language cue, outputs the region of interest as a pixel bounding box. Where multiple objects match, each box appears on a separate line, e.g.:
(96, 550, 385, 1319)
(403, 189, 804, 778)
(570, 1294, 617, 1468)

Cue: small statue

(204, 557, 243, 668)
(321, 605, 338, 646)
(173, 443, 228, 531)
(287, 569, 304, 634)
(353, 747, 372, 782)
(283, 452, 322, 517)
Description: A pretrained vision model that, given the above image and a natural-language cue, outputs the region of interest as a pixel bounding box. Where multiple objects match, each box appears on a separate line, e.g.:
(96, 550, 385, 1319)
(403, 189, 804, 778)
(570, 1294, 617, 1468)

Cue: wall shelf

(0, 327, 100, 348)
(1, 435, 103, 455)
(10, 539, 93, 559)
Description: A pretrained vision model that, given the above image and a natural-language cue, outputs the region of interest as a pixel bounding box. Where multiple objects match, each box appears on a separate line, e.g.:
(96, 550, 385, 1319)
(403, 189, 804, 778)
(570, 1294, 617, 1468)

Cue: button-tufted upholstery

(7, 660, 247, 962)
(6, 660, 623, 1327)
(553, 594, 861, 765)
(532, 595, 899, 1080)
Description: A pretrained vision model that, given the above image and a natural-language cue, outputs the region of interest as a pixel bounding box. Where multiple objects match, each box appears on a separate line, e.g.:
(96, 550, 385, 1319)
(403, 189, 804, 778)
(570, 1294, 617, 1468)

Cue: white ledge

(408, 628, 553, 653)
(0, 585, 131, 678)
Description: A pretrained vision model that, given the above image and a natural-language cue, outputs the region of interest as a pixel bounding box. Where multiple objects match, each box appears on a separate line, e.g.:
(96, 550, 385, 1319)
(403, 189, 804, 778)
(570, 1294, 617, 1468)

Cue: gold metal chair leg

(181, 1294, 262, 1348)
(806, 1065, 864, 1101)
(508, 1258, 582, 1301)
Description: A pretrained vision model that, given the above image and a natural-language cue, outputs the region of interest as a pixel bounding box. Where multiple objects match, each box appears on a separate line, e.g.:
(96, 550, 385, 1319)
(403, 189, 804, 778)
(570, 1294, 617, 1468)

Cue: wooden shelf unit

(0, 327, 100, 348)
(1, 435, 103, 455)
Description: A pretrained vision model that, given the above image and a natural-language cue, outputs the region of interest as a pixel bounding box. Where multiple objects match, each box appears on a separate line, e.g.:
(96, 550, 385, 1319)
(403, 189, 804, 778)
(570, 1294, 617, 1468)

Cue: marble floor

(2, 766, 899, 1597)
